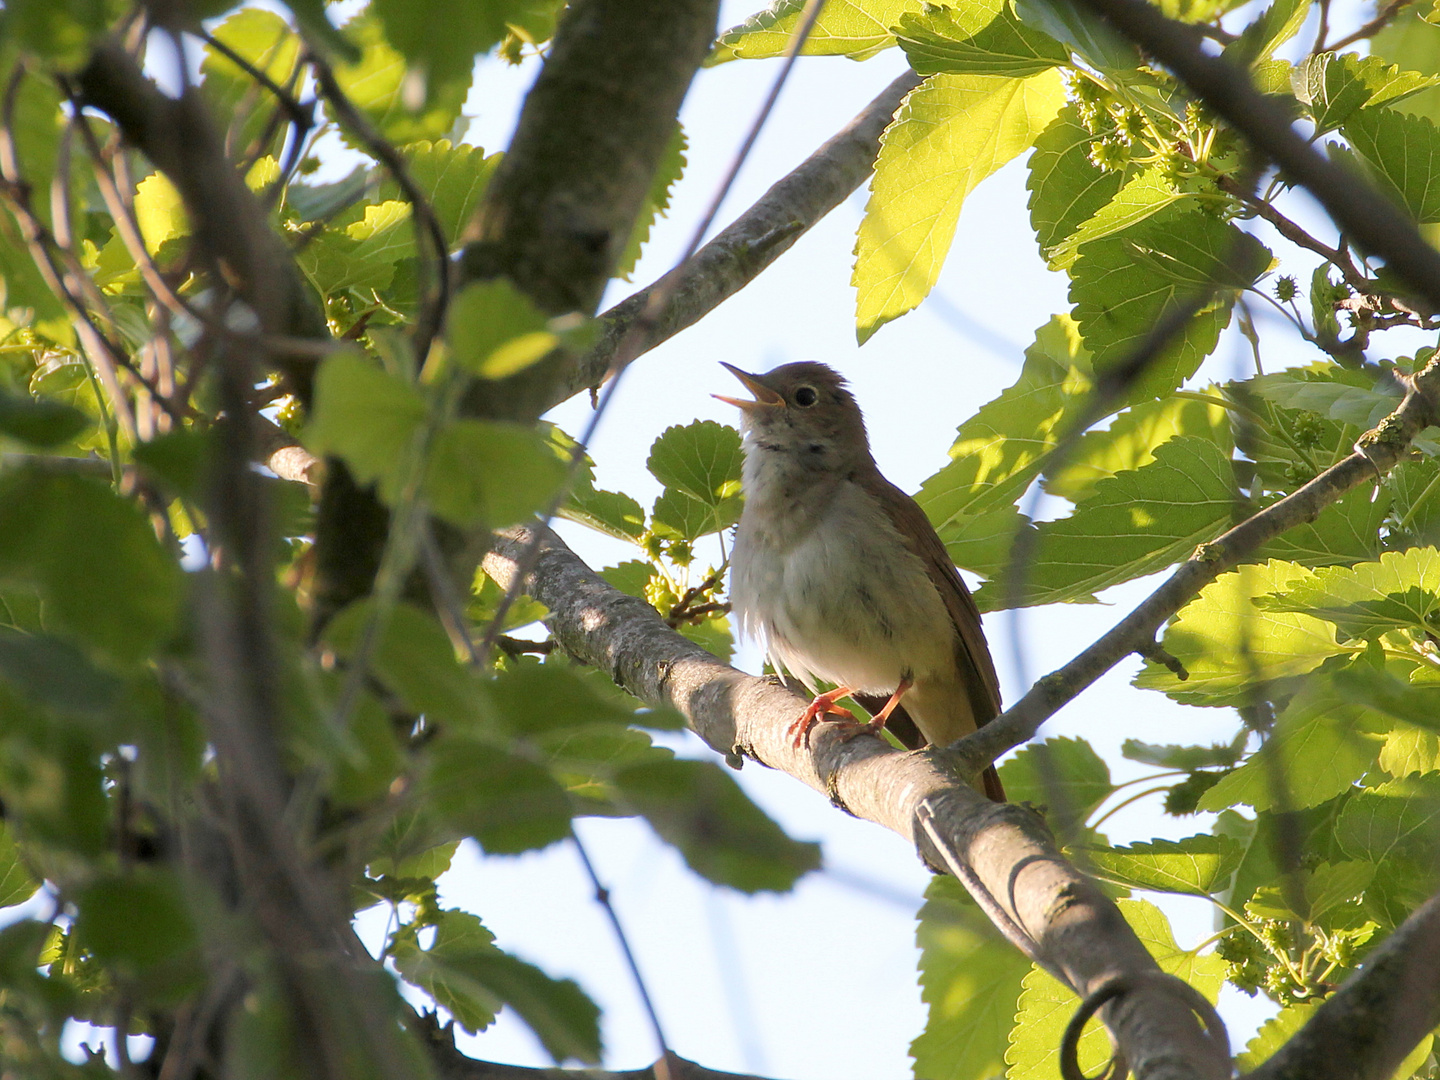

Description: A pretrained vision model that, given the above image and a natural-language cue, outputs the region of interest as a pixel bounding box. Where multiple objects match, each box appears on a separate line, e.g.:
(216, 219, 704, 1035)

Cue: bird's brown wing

(860, 471, 1005, 801)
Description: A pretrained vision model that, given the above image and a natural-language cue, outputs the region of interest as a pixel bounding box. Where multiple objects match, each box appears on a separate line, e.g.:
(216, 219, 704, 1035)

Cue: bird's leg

(787, 685, 859, 748)
(836, 677, 914, 744)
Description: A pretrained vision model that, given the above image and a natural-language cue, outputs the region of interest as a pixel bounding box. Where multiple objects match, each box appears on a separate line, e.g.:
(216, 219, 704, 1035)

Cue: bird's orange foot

(787, 686, 858, 748)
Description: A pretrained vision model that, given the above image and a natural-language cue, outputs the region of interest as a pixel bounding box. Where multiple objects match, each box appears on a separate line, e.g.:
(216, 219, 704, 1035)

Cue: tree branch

(961, 355, 1440, 768)
(553, 69, 921, 409)
(1251, 890, 1440, 1080)
(481, 528, 1230, 1080)
(1069, 0, 1440, 313)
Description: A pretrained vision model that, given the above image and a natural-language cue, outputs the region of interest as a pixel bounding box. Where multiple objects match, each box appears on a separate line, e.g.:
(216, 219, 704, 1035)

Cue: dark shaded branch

(557, 70, 920, 410)
(459, 0, 721, 423)
(1251, 890, 1440, 1080)
(960, 356, 1440, 766)
(482, 527, 1230, 1080)
(1070, 0, 1440, 313)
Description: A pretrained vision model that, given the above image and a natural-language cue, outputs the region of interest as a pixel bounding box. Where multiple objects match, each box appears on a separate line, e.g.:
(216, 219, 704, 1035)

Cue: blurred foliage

(3, 0, 1440, 1076)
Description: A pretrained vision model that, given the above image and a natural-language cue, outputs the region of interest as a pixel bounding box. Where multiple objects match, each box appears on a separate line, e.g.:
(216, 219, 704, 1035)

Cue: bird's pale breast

(732, 477, 955, 695)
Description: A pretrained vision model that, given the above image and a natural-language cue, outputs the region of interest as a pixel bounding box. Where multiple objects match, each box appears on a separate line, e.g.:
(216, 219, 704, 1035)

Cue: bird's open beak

(713, 362, 784, 410)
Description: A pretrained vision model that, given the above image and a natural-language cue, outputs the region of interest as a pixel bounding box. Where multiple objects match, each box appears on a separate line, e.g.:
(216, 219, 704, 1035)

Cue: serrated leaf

(561, 485, 646, 543)
(1083, 835, 1240, 895)
(910, 877, 1030, 1080)
(614, 758, 820, 892)
(1257, 486, 1388, 568)
(854, 70, 1066, 343)
(710, 0, 920, 62)
(1294, 52, 1440, 133)
(304, 352, 425, 504)
(646, 420, 744, 517)
(370, 0, 526, 108)
(392, 908, 602, 1062)
(1070, 207, 1272, 401)
(1371, 10, 1440, 125)
(597, 560, 655, 598)
(1135, 560, 1348, 705)
(615, 124, 686, 281)
(1042, 392, 1229, 503)
(324, 600, 484, 726)
(1198, 676, 1382, 811)
(1249, 366, 1402, 430)
(1257, 547, 1440, 640)
(1008, 900, 1224, 1080)
(0, 472, 181, 666)
(1226, 0, 1309, 67)
(200, 9, 303, 160)
(382, 140, 499, 246)
(1306, 859, 1376, 919)
(1048, 168, 1190, 271)
(0, 822, 35, 910)
(918, 314, 1095, 533)
(296, 200, 418, 299)
(1027, 104, 1125, 263)
(428, 736, 574, 854)
(1342, 106, 1440, 223)
(896, 2, 1069, 78)
(996, 736, 1113, 834)
(976, 434, 1235, 609)
(1012, 0, 1137, 69)
(1236, 1001, 1321, 1072)
(1121, 735, 1244, 770)
(326, 13, 469, 148)
(425, 419, 567, 527)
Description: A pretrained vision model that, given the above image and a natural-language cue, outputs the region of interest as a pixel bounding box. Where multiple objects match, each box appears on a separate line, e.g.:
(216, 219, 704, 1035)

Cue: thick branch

(1068, 0, 1440, 313)
(553, 70, 921, 409)
(1251, 891, 1440, 1080)
(482, 529, 1229, 1080)
(962, 356, 1440, 766)
(459, 0, 720, 422)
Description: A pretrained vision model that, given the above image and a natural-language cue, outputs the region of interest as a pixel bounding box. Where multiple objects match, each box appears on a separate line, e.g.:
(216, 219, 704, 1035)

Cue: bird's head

(715, 361, 871, 472)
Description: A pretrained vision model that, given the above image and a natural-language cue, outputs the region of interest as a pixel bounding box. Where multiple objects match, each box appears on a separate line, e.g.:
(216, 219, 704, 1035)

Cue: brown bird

(718, 361, 1004, 801)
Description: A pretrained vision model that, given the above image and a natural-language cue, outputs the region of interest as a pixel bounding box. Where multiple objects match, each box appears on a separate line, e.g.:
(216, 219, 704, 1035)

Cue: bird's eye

(794, 386, 818, 407)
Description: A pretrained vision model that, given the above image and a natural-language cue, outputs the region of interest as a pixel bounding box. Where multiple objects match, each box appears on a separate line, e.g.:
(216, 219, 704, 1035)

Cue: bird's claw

(787, 690, 859, 748)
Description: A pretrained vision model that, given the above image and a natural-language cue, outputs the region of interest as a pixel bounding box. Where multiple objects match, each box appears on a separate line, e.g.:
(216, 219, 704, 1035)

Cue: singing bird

(718, 361, 1005, 801)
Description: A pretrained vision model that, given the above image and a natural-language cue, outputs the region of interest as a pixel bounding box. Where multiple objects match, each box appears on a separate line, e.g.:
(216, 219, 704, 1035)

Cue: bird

(717, 361, 1005, 802)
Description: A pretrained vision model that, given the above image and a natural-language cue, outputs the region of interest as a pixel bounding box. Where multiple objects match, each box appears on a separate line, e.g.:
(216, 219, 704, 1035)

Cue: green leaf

(0, 386, 88, 447)
(428, 736, 574, 854)
(975, 435, 1235, 609)
(425, 419, 566, 527)
(200, 9, 304, 159)
(1306, 859, 1376, 920)
(1027, 104, 1124, 264)
(0, 822, 37, 909)
(710, 0, 919, 62)
(1226, 0, 1310, 67)
(1294, 52, 1440, 133)
(1257, 547, 1440, 641)
(1012, 0, 1138, 70)
(918, 314, 1094, 532)
(1341, 106, 1440, 223)
(896, 3, 1069, 78)
(304, 352, 425, 505)
(597, 560, 655, 598)
(296, 200, 419, 299)
(1121, 735, 1244, 770)
(487, 661, 637, 737)
(0, 627, 122, 719)
(1335, 775, 1440, 865)
(614, 758, 821, 892)
(78, 870, 199, 974)
(326, 13, 469, 148)
(615, 124, 686, 281)
(1371, 9, 1440, 126)
(1249, 365, 1402, 430)
(996, 737, 1113, 835)
(394, 909, 602, 1061)
(1236, 1001, 1321, 1072)
(1083, 834, 1241, 896)
(910, 877, 1030, 1080)
(561, 485, 647, 544)
(1070, 207, 1272, 401)
(939, 504, 1033, 580)
(1042, 392, 1230, 503)
(1257, 486, 1388, 568)
(5, 0, 117, 69)
(1009, 900, 1224, 1080)
(324, 601, 485, 726)
(1135, 560, 1348, 705)
(379, 140, 500, 246)
(370, 0, 523, 108)
(1198, 676, 1383, 811)
(645, 420, 744, 530)
(0, 472, 181, 665)
(1048, 168, 1189, 271)
(1379, 723, 1440, 778)
(446, 280, 557, 379)
(854, 70, 1066, 343)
